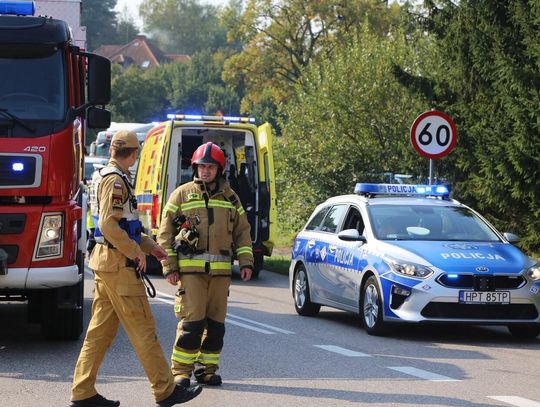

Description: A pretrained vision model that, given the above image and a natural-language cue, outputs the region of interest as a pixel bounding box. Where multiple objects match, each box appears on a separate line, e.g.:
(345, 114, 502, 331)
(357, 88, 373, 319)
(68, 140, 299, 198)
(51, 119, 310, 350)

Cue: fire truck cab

(0, 1, 111, 339)
(135, 114, 277, 278)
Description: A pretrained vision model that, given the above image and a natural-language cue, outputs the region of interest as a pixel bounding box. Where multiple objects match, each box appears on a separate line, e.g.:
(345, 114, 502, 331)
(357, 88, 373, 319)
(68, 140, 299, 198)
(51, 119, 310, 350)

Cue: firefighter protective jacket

(157, 177, 254, 276)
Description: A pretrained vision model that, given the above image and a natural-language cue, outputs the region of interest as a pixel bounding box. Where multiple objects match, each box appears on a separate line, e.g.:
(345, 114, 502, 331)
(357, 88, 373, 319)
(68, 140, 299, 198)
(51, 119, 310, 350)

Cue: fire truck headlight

(34, 213, 64, 260)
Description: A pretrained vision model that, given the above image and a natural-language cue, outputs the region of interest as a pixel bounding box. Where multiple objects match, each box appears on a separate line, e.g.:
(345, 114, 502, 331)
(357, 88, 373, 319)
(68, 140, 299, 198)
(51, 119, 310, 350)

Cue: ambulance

(135, 114, 276, 278)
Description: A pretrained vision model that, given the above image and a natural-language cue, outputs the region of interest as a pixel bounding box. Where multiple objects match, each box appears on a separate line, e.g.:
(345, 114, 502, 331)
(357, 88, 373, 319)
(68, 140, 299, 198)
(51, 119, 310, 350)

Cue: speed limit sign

(410, 110, 457, 159)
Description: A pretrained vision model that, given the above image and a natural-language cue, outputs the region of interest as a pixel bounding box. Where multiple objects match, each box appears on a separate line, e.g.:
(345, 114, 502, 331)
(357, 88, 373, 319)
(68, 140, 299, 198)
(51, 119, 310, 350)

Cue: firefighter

(70, 130, 202, 407)
(157, 142, 254, 387)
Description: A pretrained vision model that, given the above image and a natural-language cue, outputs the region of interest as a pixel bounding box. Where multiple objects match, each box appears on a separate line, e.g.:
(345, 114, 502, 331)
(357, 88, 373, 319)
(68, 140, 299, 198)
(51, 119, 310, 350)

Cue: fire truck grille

(0, 214, 26, 234)
(0, 245, 19, 265)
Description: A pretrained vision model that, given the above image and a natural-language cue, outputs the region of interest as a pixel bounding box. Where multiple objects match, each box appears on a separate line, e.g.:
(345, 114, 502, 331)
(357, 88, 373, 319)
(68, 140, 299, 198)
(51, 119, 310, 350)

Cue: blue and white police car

(289, 183, 540, 338)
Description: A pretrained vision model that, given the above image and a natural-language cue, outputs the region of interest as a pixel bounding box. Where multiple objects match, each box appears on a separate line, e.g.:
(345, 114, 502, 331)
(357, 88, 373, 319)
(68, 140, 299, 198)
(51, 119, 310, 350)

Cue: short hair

(111, 147, 138, 159)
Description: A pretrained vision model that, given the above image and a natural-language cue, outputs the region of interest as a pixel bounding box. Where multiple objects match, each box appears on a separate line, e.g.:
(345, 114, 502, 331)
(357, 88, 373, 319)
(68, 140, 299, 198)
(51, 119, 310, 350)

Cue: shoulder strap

(99, 167, 133, 194)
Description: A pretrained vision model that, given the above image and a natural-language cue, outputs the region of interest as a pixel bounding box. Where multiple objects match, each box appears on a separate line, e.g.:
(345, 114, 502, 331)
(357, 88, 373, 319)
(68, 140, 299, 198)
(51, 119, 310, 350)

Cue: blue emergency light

(0, 1, 35, 16)
(12, 162, 24, 172)
(354, 183, 450, 198)
(166, 113, 256, 123)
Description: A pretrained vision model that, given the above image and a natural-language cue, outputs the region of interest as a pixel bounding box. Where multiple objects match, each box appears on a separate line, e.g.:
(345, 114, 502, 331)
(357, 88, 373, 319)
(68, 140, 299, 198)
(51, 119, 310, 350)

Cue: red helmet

(191, 142, 225, 173)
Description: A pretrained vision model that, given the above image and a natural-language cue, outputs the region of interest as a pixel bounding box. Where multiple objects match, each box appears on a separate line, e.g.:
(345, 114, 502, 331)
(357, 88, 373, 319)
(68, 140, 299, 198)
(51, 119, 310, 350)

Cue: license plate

(459, 291, 510, 304)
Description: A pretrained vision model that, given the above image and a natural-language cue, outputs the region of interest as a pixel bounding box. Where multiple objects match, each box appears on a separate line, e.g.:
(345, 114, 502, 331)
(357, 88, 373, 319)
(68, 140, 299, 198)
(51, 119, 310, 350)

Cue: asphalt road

(1, 266, 539, 407)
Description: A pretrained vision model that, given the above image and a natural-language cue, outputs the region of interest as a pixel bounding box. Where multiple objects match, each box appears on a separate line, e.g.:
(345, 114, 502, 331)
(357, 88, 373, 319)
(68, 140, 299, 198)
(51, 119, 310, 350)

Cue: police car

(289, 183, 540, 338)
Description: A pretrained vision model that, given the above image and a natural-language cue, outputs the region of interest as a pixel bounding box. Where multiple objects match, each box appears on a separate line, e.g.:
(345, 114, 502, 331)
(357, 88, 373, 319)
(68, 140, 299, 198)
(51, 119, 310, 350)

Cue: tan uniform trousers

(171, 274, 230, 378)
(71, 265, 175, 402)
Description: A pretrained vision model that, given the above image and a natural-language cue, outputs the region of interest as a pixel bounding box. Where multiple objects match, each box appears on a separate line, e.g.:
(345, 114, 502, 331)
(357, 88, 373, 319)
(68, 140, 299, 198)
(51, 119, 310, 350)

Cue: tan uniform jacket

(157, 177, 254, 276)
(89, 160, 156, 271)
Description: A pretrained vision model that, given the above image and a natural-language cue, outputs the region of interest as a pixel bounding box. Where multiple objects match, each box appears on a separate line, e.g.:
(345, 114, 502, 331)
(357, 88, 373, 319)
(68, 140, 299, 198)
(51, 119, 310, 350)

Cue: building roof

(93, 35, 191, 70)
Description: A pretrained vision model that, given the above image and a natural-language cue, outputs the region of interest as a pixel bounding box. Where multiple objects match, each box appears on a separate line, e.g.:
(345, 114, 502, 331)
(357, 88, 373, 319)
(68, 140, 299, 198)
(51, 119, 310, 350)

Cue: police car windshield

(368, 205, 501, 242)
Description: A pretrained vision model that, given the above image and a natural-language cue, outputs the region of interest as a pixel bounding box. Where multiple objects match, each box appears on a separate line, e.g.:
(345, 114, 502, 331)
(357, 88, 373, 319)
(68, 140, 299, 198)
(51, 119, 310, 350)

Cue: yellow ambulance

(135, 114, 276, 278)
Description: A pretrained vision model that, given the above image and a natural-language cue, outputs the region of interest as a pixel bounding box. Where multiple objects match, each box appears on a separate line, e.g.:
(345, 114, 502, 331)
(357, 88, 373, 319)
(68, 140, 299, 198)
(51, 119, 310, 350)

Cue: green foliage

(109, 66, 169, 122)
(263, 255, 290, 275)
(223, 0, 405, 114)
(403, 0, 540, 251)
(108, 51, 242, 121)
(82, 0, 139, 50)
(139, 0, 229, 55)
(82, 0, 119, 51)
(277, 27, 429, 229)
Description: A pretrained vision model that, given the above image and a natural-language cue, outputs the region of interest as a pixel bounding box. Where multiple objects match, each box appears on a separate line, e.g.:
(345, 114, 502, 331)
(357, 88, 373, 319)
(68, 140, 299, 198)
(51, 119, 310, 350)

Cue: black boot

(195, 373, 222, 386)
(177, 377, 191, 388)
(156, 384, 202, 407)
(70, 394, 120, 407)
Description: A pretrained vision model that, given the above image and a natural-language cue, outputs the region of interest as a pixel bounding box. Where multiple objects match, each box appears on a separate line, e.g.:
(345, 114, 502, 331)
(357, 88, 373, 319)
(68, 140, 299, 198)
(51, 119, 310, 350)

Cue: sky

(115, 0, 229, 28)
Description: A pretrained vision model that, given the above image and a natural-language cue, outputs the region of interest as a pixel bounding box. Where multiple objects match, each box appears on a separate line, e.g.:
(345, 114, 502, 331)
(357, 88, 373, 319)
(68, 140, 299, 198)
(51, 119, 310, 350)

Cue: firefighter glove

(173, 227, 199, 255)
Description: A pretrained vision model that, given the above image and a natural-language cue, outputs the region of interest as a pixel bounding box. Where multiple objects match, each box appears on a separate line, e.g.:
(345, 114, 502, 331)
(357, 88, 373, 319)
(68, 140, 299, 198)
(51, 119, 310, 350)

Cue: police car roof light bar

(0, 1, 35, 15)
(354, 183, 450, 198)
(166, 114, 255, 123)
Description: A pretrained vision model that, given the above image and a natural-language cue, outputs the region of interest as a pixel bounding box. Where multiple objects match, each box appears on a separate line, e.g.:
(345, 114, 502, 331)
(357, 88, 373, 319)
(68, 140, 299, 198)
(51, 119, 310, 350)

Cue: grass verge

(263, 254, 290, 275)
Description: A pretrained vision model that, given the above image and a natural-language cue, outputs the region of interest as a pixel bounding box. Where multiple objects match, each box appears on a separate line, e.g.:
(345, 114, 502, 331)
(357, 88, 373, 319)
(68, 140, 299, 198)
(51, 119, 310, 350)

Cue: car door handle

(329, 245, 336, 253)
(307, 240, 315, 248)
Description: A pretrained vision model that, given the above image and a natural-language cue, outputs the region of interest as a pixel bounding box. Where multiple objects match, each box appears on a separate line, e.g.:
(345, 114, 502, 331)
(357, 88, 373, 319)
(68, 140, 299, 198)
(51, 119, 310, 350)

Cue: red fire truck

(0, 1, 111, 339)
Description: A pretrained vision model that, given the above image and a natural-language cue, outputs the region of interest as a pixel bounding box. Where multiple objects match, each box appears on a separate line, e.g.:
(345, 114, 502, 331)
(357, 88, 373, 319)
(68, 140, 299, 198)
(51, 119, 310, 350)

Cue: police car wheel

(361, 276, 388, 336)
(507, 324, 540, 339)
(293, 265, 320, 317)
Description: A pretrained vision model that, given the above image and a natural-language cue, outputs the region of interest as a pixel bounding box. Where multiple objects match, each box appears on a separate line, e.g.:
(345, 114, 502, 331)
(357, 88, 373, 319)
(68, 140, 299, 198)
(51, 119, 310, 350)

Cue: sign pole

(429, 159, 434, 186)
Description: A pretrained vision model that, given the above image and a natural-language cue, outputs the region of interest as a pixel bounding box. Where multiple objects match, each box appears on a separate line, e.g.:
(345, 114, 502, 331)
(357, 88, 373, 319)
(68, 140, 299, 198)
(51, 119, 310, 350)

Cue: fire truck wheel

(40, 279, 84, 341)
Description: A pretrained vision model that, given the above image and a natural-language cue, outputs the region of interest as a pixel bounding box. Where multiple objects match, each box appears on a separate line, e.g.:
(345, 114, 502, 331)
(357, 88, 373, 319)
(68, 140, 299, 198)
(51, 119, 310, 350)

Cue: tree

(139, 0, 229, 55)
(398, 0, 540, 251)
(161, 50, 241, 114)
(82, 0, 140, 50)
(223, 0, 404, 116)
(82, 0, 119, 51)
(109, 66, 169, 122)
(276, 27, 429, 230)
(116, 5, 141, 45)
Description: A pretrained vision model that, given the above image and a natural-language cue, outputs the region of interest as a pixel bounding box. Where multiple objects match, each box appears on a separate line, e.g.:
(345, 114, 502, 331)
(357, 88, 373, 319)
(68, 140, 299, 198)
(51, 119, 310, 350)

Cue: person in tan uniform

(70, 131, 202, 407)
(157, 142, 254, 388)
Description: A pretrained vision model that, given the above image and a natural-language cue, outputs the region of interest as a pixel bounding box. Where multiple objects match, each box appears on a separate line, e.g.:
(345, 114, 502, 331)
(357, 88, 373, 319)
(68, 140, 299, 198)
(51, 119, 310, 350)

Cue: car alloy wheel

(361, 275, 388, 335)
(293, 265, 320, 317)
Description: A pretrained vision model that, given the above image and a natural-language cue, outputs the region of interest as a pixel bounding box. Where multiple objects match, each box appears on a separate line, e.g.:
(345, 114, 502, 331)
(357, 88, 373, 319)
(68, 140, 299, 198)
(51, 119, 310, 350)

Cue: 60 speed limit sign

(410, 110, 457, 159)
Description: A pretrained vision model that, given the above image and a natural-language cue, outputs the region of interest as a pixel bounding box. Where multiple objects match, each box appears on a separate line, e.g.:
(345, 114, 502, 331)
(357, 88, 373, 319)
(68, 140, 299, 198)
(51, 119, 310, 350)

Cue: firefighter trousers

(171, 273, 230, 379)
(71, 266, 175, 402)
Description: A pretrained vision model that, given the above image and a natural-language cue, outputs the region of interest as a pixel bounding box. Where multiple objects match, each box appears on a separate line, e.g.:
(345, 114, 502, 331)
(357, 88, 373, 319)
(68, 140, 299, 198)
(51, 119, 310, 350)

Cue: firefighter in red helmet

(157, 141, 254, 387)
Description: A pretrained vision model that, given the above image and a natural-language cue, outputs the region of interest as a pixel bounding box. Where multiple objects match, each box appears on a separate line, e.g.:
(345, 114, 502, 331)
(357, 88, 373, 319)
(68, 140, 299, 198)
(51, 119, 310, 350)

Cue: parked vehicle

(289, 183, 540, 338)
(0, 1, 111, 340)
(134, 114, 277, 278)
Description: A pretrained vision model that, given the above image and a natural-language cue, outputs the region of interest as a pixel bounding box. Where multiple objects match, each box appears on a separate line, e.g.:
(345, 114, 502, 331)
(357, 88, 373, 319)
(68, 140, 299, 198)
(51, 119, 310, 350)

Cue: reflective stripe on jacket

(157, 177, 254, 276)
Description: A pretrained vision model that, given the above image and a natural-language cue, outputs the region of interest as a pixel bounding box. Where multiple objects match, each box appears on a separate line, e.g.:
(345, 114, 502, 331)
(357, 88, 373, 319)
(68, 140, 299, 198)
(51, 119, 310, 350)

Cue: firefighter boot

(156, 384, 202, 407)
(70, 394, 120, 407)
(194, 367, 222, 386)
(175, 374, 192, 388)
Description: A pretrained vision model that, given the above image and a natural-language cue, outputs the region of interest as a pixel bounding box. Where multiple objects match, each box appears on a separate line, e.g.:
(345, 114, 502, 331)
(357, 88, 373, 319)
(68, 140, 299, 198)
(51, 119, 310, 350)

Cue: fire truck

(0, 1, 111, 339)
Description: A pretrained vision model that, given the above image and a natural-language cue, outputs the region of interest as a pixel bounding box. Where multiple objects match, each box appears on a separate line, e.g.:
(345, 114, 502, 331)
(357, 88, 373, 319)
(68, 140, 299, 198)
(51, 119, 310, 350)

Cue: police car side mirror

(338, 229, 367, 243)
(503, 232, 520, 244)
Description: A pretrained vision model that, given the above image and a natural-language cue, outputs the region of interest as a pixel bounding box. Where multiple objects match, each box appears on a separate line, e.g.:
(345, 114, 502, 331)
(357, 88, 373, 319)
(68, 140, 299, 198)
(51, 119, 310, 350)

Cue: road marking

(227, 313, 295, 334)
(314, 345, 370, 357)
(388, 366, 459, 381)
(154, 290, 292, 335)
(225, 318, 276, 334)
(488, 396, 540, 407)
